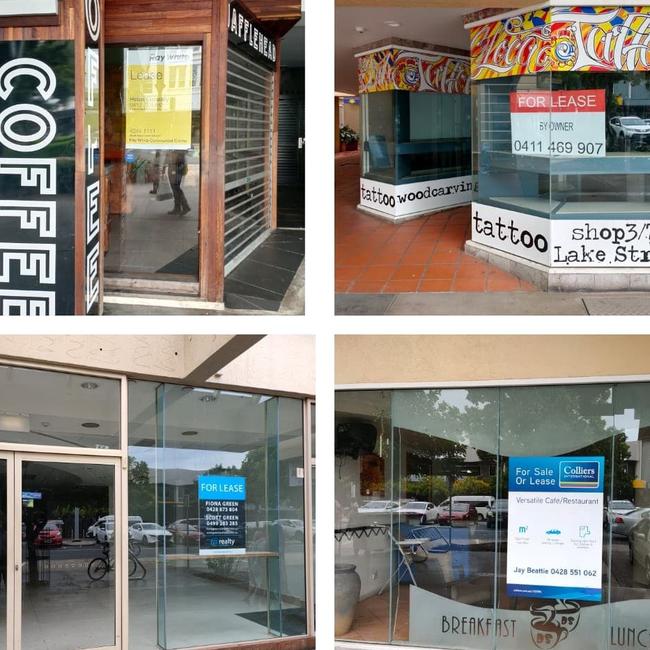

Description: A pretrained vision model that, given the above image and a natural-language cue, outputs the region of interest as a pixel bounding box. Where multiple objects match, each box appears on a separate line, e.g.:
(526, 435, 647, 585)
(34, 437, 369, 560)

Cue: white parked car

(609, 116, 650, 144)
(397, 501, 438, 524)
(129, 522, 173, 545)
(357, 500, 400, 515)
(95, 521, 114, 544)
(88, 515, 143, 538)
(610, 507, 650, 537)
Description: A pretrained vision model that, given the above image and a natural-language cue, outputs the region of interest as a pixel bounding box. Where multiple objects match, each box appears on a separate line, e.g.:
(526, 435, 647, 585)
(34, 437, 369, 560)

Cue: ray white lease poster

(507, 456, 604, 601)
(510, 89, 606, 157)
(124, 47, 193, 149)
(198, 475, 246, 556)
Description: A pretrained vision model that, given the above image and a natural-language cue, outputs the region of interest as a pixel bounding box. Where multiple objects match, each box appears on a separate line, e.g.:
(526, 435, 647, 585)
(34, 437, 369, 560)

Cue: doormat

(236, 608, 306, 636)
(157, 246, 198, 275)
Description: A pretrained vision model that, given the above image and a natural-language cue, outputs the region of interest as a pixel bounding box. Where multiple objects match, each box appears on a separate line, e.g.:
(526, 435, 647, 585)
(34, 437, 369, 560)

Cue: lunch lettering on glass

(507, 456, 605, 601)
(198, 475, 246, 556)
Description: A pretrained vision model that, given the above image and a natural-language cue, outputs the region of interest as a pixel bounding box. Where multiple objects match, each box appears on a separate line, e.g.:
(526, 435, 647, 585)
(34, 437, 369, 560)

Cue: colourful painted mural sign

(470, 6, 650, 80)
(358, 47, 470, 94)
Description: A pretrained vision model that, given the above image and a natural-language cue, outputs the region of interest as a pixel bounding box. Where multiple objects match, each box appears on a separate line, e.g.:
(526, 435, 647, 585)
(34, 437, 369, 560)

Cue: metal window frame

(0, 359, 313, 650)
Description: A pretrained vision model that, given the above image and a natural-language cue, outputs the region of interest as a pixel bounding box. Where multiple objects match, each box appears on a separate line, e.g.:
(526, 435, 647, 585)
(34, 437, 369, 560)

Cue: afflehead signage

(227, 1, 276, 68)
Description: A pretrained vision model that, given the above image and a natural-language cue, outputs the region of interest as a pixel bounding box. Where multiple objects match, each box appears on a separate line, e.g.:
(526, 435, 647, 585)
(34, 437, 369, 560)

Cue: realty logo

(559, 461, 599, 488)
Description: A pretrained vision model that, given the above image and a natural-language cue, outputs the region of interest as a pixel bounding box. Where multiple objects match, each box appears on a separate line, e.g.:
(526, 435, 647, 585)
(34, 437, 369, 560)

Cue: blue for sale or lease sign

(198, 475, 246, 556)
(507, 456, 604, 601)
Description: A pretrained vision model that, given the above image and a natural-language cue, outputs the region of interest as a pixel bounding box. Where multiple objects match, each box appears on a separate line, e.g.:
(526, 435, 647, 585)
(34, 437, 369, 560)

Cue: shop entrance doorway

(0, 452, 122, 650)
(104, 44, 203, 296)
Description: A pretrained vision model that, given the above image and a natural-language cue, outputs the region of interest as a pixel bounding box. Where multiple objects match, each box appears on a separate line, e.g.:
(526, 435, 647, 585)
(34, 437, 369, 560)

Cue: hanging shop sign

(510, 90, 606, 158)
(357, 47, 470, 95)
(470, 6, 650, 80)
(124, 47, 193, 150)
(198, 475, 246, 556)
(228, 1, 277, 69)
(0, 41, 76, 315)
(360, 176, 474, 219)
(507, 456, 604, 601)
(409, 587, 650, 650)
(472, 203, 650, 267)
(84, 0, 101, 314)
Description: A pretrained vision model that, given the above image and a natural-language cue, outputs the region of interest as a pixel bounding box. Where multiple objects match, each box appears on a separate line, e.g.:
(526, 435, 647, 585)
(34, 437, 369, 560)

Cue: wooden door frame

(102, 32, 219, 303)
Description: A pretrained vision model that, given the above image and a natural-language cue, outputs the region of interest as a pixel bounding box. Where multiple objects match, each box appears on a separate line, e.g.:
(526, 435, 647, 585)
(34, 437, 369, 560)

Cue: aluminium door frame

(0, 360, 130, 650)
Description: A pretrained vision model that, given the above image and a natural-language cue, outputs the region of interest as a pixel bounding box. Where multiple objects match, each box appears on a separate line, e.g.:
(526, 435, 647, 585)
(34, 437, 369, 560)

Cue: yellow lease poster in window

(125, 47, 193, 149)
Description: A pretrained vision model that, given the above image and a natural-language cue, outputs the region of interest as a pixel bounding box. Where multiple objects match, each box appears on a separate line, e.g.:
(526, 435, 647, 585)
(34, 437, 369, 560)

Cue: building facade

(0, 335, 315, 650)
(335, 336, 650, 650)
(0, 0, 301, 314)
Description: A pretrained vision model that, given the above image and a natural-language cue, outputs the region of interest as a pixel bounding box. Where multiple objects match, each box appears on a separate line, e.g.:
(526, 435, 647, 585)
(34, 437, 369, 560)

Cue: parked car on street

(129, 522, 173, 545)
(357, 500, 400, 514)
(437, 503, 478, 526)
(35, 523, 63, 547)
(95, 521, 114, 544)
(486, 498, 509, 529)
(88, 515, 143, 538)
(628, 517, 650, 585)
(611, 507, 650, 537)
(397, 501, 438, 524)
(168, 519, 203, 543)
(608, 116, 650, 147)
(605, 499, 636, 530)
(436, 496, 495, 521)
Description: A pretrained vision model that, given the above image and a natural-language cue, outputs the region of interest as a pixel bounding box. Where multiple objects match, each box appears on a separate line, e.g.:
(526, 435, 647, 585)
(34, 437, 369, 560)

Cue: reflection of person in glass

(0, 516, 5, 588)
(164, 150, 190, 216)
(149, 150, 161, 195)
(25, 510, 46, 585)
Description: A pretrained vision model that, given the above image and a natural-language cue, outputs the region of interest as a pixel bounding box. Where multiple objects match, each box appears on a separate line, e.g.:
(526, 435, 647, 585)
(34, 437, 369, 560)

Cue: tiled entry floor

(225, 229, 305, 311)
(335, 152, 537, 294)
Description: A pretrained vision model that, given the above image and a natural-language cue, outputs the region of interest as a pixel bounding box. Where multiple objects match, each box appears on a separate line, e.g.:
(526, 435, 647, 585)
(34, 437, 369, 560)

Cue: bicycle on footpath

(87, 540, 146, 581)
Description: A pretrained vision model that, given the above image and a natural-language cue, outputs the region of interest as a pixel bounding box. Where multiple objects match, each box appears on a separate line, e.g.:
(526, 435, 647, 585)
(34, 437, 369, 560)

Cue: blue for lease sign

(198, 475, 246, 556)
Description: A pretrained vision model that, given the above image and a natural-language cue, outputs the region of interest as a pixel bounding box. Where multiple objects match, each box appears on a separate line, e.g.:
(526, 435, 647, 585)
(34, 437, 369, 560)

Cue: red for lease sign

(510, 89, 606, 113)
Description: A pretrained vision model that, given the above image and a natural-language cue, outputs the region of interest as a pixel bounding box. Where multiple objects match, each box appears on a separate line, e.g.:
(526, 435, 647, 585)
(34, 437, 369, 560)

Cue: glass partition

(128, 380, 307, 649)
(362, 91, 471, 186)
(335, 383, 650, 649)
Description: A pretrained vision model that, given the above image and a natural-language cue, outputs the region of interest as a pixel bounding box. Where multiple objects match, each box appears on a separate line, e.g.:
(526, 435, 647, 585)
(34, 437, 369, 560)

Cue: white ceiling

(335, 7, 474, 95)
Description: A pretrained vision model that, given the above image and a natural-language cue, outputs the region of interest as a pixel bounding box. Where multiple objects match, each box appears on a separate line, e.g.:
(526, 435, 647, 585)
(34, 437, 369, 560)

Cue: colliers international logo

(559, 460, 599, 488)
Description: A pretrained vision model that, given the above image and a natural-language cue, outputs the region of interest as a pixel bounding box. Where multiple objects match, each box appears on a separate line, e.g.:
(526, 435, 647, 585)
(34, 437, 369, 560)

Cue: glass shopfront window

(474, 71, 650, 221)
(0, 365, 120, 449)
(128, 381, 308, 649)
(335, 383, 650, 649)
(362, 91, 471, 186)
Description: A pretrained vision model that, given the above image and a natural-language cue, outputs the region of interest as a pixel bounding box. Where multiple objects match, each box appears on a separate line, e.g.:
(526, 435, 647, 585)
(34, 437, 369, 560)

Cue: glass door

(14, 454, 122, 650)
(104, 44, 202, 292)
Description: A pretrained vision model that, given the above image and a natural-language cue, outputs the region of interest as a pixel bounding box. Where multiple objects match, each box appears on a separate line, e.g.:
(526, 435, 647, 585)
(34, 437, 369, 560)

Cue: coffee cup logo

(530, 599, 581, 649)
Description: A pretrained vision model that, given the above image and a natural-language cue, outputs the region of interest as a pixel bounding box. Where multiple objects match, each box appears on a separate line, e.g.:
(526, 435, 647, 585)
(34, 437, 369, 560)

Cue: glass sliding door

(17, 455, 120, 650)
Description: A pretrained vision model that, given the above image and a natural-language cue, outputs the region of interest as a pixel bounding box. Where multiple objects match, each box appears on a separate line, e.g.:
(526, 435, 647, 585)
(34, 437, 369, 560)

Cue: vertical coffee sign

(0, 41, 75, 314)
(84, 0, 101, 314)
(198, 475, 246, 555)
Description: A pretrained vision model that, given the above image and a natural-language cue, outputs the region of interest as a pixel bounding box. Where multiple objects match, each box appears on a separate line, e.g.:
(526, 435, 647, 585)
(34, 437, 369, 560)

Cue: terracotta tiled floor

(338, 586, 410, 643)
(335, 152, 537, 294)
